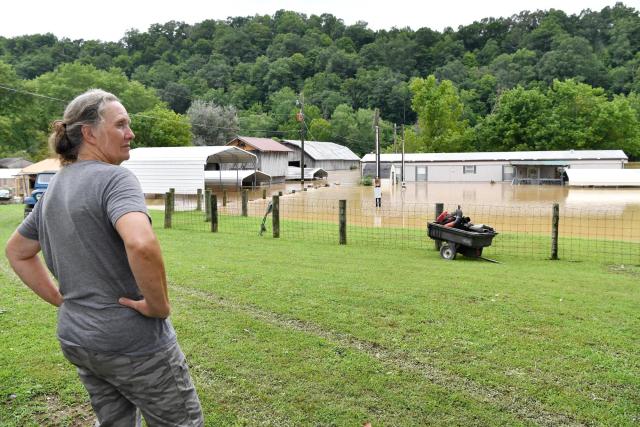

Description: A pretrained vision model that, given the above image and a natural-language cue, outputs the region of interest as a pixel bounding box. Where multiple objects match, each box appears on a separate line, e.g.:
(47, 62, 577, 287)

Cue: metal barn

(226, 136, 291, 183)
(281, 140, 360, 170)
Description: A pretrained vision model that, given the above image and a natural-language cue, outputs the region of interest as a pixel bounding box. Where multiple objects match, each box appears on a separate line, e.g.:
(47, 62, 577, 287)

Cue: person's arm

(115, 212, 171, 318)
(5, 231, 63, 307)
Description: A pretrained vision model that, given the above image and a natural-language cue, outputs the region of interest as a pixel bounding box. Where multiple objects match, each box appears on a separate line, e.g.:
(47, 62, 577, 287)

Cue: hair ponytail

(48, 89, 120, 165)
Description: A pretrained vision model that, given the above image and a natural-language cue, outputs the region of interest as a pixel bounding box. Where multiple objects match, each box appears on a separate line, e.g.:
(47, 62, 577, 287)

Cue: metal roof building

(122, 146, 257, 194)
(0, 157, 32, 169)
(361, 150, 628, 184)
(281, 140, 360, 170)
(205, 170, 272, 186)
(285, 166, 328, 181)
(565, 168, 640, 187)
(226, 136, 291, 182)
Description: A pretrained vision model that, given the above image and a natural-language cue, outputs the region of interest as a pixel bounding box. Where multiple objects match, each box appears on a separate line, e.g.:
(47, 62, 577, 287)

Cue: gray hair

(49, 89, 120, 165)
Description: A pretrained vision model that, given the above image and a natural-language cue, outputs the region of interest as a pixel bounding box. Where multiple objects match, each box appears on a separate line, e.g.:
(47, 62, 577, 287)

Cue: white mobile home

(122, 146, 257, 194)
(361, 150, 628, 184)
(281, 140, 360, 170)
(226, 136, 291, 183)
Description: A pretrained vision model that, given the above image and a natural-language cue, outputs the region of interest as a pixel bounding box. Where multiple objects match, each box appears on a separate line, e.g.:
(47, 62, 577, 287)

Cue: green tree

(308, 117, 332, 141)
(409, 75, 472, 152)
(187, 100, 239, 145)
(0, 61, 43, 158)
(475, 86, 551, 152)
(130, 105, 192, 147)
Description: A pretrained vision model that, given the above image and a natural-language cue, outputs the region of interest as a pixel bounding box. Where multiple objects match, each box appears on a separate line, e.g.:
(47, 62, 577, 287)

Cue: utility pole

(374, 108, 380, 179)
(401, 124, 405, 184)
(296, 93, 305, 186)
(393, 123, 397, 154)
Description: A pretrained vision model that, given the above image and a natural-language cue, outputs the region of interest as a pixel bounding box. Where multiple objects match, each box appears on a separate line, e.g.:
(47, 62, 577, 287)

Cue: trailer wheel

(440, 244, 457, 260)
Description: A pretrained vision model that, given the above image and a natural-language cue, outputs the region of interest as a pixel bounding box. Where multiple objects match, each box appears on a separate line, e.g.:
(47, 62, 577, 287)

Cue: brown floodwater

(155, 170, 640, 241)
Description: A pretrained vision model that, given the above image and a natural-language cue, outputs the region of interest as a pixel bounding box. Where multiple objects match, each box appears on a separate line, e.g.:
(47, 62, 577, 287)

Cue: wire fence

(161, 192, 640, 265)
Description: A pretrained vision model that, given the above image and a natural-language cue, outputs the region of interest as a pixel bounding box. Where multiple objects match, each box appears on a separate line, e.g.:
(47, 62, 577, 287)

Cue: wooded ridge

(1, 4, 639, 159)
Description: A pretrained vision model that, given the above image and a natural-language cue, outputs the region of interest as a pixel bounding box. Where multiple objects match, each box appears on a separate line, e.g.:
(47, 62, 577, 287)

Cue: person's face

(92, 101, 135, 165)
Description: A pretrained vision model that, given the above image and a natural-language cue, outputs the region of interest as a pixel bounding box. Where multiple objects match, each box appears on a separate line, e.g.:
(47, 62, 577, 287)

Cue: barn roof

(0, 157, 32, 168)
(122, 146, 257, 194)
(20, 158, 61, 174)
(282, 140, 360, 161)
(126, 146, 256, 164)
(228, 136, 292, 152)
(361, 150, 628, 163)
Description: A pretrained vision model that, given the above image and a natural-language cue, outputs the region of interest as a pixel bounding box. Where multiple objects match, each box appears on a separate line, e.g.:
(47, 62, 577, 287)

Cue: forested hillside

(1, 3, 640, 159)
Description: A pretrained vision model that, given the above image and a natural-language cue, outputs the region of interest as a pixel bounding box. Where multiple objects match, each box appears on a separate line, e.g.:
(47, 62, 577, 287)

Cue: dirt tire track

(174, 285, 586, 427)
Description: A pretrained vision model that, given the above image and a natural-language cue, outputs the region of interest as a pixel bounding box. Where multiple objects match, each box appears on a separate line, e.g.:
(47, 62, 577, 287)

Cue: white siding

(258, 152, 288, 177)
(125, 160, 205, 194)
(567, 160, 624, 169)
(427, 164, 504, 182)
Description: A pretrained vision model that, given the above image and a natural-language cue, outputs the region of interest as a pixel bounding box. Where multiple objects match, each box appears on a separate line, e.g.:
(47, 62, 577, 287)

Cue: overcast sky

(1, 0, 631, 42)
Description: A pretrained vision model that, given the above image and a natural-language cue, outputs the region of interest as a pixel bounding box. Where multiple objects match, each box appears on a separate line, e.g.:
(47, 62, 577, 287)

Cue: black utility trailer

(427, 222, 498, 261)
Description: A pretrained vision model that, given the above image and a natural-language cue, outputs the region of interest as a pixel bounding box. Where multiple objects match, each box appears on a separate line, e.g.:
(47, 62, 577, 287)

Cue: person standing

(5, 89, 203, 426)
(373, 177, 382, 208)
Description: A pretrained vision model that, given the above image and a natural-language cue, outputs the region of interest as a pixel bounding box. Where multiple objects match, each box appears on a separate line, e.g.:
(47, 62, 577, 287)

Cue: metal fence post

(205, 190, 211, 222)
(223, 189, 227, 207)
(551, 203, 559, 260)
(272, 195, 280, 238)
(211, 195, 218, 232)
(339, 199, 347, 245)
(434, 202, 444, 250)
(242, 189, 248, 217)
(196, 188, 202, 211)
(164, 192, 172, 229)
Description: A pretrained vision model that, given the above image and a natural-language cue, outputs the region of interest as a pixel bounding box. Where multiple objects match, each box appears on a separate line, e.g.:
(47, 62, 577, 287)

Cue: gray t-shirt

(18, 160, 176, 355)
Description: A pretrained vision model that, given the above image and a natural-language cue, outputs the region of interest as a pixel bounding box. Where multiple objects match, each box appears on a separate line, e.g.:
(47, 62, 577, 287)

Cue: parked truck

(24, 172, 55, 218)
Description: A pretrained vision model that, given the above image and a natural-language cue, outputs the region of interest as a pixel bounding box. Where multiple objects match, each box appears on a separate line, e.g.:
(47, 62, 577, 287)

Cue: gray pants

(60, 341, 203, 427)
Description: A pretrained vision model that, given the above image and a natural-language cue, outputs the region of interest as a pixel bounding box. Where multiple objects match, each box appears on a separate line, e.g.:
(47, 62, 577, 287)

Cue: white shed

(205, 170, 272, 186)
(565, 168, 640, 187)
(122, 146, 257, 194)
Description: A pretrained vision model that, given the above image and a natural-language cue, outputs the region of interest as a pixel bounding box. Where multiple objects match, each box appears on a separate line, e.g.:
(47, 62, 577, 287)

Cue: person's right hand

(119, 297, 169, 319)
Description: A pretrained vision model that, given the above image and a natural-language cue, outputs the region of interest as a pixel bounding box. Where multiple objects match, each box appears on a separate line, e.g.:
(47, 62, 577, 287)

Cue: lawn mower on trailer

(427, 206, 498, 262)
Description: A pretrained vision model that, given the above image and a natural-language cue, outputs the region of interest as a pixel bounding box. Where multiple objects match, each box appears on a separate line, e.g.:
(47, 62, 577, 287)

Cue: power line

(0, 83, 67, 103)
(0, 83, 372, 148)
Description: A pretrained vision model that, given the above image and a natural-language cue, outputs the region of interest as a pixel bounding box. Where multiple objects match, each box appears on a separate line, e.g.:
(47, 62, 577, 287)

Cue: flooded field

(156, 170, 640, 242)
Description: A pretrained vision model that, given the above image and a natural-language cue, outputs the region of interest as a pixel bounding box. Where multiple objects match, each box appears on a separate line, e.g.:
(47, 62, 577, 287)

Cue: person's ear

(81, 124, 96, 145)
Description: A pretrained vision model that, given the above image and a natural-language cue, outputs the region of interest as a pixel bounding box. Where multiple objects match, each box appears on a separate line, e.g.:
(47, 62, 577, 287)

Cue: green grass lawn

(1, 204, 639, 426)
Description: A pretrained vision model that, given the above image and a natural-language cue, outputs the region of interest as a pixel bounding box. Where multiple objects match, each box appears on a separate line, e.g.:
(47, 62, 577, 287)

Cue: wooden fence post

(272, 195, 280, 238)
(262, 189, 266, 199)
(169, 188, 175, 213)
(434, 202, 444, 250)
(164, 192, 172, 229)
(242, 190, 248, 217)
(223, 189, 227, 207)
(551, 203, 559, 260)
(205, 190, 211, 222)
(196, 188, 202, 211)
(339, 199, 347, 245)
(211, 195, 218, 232)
